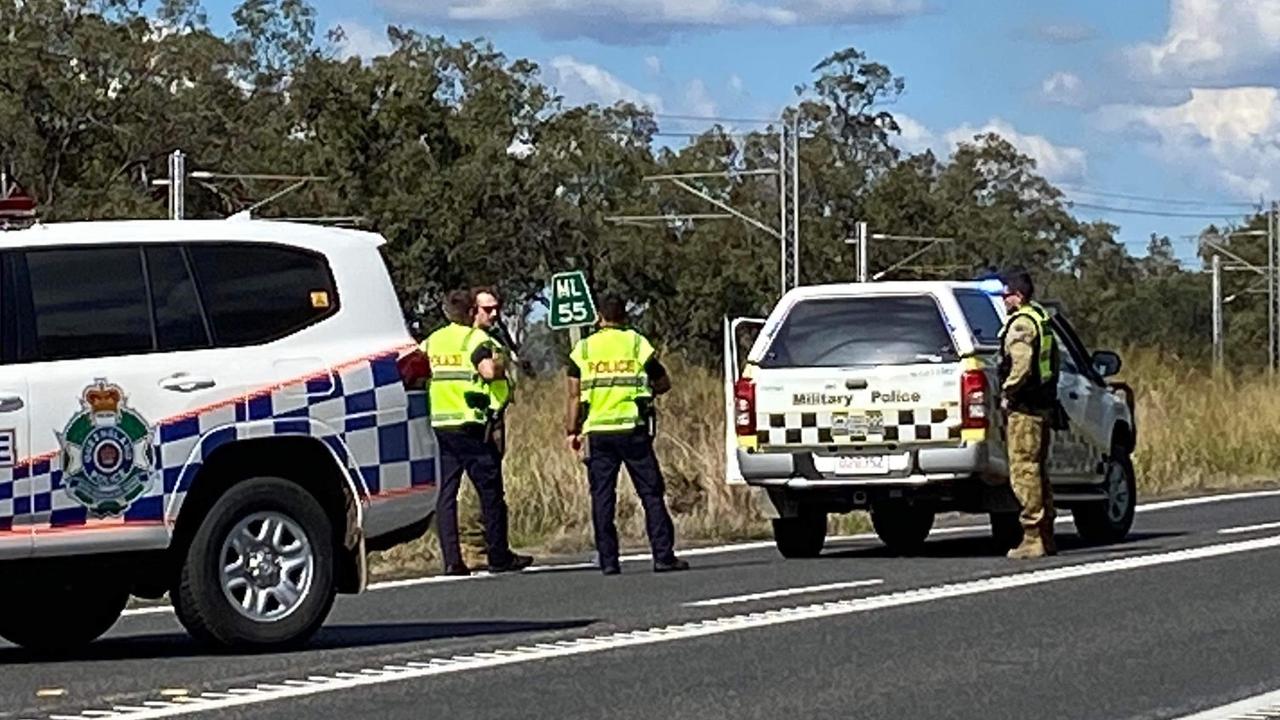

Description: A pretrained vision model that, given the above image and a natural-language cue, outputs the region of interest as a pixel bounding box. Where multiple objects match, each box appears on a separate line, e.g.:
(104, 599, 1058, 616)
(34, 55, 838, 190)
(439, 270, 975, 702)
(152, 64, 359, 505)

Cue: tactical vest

(571, 328, 655, 434)
(424, 323, 491, 429)
(487, 331, 512, 413)
(998, 301, 1059, 411)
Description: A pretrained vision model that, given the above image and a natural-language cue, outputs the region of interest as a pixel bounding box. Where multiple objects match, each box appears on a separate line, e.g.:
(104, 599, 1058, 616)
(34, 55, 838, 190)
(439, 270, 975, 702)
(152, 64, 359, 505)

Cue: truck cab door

(723, 316, 764, 485)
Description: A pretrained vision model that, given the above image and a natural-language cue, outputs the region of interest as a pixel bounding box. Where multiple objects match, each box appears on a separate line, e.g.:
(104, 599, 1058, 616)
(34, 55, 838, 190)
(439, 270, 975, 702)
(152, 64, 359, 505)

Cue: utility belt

(577, 397, 657, 438)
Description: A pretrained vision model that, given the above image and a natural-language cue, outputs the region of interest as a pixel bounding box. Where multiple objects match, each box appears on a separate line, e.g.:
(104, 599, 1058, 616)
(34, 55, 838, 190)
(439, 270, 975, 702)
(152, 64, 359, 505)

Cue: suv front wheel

(175, 477, 336, 650)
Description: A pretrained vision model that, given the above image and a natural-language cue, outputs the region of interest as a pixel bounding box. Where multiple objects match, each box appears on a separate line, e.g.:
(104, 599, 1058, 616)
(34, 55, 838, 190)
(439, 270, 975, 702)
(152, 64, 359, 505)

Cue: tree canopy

(0, 0, 1256, 370)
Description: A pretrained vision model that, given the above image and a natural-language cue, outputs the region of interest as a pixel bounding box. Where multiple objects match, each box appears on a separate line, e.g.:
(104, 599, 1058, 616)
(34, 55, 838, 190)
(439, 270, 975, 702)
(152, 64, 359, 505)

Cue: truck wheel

(871, 502, 934, 555)
(0, 576, 128, 653)
(1073, 448, 1137, 546)
(176, 477, 336, 650)
(990, 512, 1023, 552)
(772, 512, 827, 558)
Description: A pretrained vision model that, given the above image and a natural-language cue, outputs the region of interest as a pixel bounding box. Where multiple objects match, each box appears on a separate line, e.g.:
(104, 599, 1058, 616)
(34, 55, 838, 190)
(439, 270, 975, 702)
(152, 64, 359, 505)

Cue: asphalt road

(7, 492, 1280, 720)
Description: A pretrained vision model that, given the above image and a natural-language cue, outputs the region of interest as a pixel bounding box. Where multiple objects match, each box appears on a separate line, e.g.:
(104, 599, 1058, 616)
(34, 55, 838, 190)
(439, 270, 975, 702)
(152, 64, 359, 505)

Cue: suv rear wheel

(772, 512, 828, 558)
(1073, 447, 1136, 545)
(871, 502, 935, 555)
(175, 477, 335, 650)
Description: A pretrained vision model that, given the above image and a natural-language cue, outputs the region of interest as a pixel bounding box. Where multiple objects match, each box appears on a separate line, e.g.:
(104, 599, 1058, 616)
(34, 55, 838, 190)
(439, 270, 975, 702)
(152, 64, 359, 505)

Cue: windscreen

(760, 294, 958, 368)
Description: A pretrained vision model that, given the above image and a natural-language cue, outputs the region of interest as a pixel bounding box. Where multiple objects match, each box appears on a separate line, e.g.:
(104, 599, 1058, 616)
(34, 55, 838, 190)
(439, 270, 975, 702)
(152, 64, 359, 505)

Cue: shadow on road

(822, 531, 1187, 560)
(0, 618, 596, 665)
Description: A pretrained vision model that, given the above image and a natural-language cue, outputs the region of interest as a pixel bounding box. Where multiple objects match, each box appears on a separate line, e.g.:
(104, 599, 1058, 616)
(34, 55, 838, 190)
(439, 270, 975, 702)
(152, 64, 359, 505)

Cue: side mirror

(1092, 350, 1122, 378)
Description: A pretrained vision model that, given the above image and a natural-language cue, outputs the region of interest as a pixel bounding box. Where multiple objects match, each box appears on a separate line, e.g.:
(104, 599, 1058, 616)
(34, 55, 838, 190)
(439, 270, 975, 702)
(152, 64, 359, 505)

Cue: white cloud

(1032, 21, 1095, 44)
(945, 119, 1088, 182)
(1041, 71, 1085, 107)
(331, 20, 394, 60)
(1097, 87, 1280, 198)
(890, 113, 938, 155)
(549, 56, 664, 111)
(1124, 0, 1280, 87)
(684, 79, 718, 117)
(728, 74, 745, 95)
(376, 0, 925, 44)
(645, 56, 663, 75)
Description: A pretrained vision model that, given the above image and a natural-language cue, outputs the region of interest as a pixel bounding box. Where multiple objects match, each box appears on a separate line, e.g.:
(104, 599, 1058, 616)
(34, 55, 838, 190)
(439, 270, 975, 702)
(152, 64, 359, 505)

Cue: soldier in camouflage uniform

(997, 269, 1060, 559)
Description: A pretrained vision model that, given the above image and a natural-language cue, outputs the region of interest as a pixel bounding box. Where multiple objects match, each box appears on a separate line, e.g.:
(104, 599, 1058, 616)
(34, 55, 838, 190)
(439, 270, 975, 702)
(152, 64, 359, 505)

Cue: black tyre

(0, 575, 128, 653)
(772, 512, 828, 558)
(1073, 448, 1137, 546)
(176, 477, 336, 650)
(870, 502, 935, 555)
(990, 512, 1023, 552)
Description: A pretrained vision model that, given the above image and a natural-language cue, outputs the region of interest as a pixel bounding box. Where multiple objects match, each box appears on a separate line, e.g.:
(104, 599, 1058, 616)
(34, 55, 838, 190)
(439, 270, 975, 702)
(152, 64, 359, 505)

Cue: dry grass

(1120, 350, 1280, 498)
(369, 350, 1280, 580)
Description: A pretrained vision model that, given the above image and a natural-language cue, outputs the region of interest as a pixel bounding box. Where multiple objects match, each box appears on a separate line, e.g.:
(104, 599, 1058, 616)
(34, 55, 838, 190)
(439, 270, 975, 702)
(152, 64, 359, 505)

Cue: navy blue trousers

(585, 429, 677, 567)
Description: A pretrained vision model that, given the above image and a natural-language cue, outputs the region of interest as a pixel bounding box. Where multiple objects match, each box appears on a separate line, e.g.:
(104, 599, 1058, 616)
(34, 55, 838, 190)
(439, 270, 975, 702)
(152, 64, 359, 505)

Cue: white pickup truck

(723, 280, 1137, 557)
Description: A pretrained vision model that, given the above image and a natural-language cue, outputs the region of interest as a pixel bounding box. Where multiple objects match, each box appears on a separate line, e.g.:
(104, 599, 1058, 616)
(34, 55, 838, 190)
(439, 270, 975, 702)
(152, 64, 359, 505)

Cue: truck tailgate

(753, 364, 963, 449)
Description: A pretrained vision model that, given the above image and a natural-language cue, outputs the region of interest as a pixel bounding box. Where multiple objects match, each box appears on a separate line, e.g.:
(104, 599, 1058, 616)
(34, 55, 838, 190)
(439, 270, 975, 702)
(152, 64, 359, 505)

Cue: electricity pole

(1212, 253, 1223, 373)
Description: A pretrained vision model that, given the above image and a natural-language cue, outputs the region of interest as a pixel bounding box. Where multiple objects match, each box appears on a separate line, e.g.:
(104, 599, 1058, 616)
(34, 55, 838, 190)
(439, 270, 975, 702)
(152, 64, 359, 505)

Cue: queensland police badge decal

(57, 380, 156, 517)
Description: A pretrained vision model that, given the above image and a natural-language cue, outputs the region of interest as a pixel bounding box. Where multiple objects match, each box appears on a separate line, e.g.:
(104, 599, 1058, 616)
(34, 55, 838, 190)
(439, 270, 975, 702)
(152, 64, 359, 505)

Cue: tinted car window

(761, 295, 957, 368)
(23, 247, 152, 362)
(954, 290, 1003, 347)
(145, 246, 211, 352)
(189, 244, 338, 347)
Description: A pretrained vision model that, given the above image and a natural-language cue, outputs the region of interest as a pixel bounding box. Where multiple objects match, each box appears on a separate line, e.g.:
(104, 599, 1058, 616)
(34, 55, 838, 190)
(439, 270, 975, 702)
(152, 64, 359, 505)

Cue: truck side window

(20, 246, 153, 362)
(954, 290, 1003, 348)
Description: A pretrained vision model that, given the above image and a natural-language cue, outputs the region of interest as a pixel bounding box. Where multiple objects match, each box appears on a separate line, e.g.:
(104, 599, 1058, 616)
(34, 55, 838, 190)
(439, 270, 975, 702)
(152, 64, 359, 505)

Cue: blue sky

(202, 0, 1280, 266)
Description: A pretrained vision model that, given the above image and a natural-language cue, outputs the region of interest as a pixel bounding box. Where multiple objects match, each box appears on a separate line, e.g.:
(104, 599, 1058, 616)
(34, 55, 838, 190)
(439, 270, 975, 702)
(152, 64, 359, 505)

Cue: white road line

(116, 488, 1278, 618)
(1171, 686, 1280, 719)
(684, 579, 885, 607)
(66, 533, 1280, 720)
(1218, 520, 1280, 535)
(1138, 489, 1280, 512)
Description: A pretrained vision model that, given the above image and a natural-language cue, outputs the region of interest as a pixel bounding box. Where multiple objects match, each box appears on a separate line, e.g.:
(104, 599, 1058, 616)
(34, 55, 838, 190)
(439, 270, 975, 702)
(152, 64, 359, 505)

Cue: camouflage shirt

(1001, 314, 1039, 398)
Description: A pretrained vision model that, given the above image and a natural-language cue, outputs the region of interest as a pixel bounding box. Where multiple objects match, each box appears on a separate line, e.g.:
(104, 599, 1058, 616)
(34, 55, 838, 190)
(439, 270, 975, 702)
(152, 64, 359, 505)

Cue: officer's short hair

(1001, 269, 1035, 300)
(471, 285, 501, 305)
(598, 293, 628, 324)
(443, 289, 474, 324)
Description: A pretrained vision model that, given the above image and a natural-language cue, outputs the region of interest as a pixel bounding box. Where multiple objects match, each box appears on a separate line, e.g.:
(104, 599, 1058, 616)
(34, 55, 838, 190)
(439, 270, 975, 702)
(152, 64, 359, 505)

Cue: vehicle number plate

(834, 455, 890, 475)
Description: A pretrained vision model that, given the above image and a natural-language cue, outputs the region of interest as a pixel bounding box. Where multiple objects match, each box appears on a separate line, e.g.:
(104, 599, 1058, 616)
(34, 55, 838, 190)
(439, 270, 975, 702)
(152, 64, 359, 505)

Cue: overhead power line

(1059, 184, 1260, 209)
(1066, 201, 1256, 220)
(651, 113, 780, 125)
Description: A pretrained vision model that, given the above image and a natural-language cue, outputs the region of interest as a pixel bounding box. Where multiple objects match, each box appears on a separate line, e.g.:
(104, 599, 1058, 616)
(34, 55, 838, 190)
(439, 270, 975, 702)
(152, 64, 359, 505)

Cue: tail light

(734, 377, 756, 436)
(398, 348, 431, 390)
(961, 369, 988, 429)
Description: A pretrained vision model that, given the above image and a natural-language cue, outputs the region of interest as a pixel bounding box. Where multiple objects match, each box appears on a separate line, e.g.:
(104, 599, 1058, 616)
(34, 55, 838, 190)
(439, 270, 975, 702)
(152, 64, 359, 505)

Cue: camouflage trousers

(1007, 411, 1055, 533)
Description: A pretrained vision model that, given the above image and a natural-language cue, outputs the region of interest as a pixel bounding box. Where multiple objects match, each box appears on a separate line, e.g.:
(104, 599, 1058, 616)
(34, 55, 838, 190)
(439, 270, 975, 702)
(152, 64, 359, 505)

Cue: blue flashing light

(976, 278, 1006, 295)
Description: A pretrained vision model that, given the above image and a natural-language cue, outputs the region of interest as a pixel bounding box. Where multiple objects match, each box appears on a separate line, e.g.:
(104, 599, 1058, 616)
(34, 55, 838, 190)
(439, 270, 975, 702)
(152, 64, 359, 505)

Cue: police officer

(425, 289, 533, 576)
(997, 269, 1060, 559)
(565, 294, 688, 576)
(455, 286, 514, 569)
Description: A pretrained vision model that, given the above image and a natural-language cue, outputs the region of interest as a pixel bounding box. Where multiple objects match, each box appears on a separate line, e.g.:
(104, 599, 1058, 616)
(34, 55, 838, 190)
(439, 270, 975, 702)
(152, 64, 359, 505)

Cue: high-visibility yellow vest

(570, 328, 655, 434)
(487, 331, 512, 412)
(424, 323, 491, 428)
(999, 300, 1059, 410)
(1007, 301, 1055, 383)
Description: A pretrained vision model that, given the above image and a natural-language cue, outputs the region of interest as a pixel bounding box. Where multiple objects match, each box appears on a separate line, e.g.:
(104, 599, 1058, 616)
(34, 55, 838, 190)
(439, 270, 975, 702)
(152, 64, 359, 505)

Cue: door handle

(0, 395, 23, 412)
(159, 373, 217, 393)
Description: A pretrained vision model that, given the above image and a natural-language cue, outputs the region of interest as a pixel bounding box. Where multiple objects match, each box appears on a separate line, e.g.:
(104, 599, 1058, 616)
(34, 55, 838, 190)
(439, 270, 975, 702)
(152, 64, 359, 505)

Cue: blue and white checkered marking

(0, 348, 434, 534)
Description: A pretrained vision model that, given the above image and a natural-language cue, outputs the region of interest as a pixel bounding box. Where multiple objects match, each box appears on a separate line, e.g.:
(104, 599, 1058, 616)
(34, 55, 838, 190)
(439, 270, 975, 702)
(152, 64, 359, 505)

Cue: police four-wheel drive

(0, 219, 438, 653)
(724, 280, 1137, 557)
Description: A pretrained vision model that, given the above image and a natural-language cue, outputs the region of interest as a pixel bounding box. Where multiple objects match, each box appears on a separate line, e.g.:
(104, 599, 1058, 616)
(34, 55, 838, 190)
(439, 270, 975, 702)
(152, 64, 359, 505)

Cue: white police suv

(0, 218, 438, 652)
(724, 280, 1137, 557)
